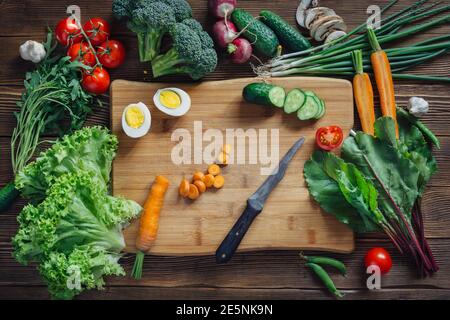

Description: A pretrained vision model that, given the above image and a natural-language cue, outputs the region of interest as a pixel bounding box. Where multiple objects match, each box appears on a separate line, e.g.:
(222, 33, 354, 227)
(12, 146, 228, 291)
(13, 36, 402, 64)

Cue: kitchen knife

(215, 137, 305, 264)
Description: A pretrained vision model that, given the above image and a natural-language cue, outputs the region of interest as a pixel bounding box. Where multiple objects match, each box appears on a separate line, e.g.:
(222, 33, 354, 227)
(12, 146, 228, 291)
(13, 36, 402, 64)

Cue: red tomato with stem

(82, 67, 110, 95)
(97, 40, 126, 69)
(315, 126, 344, 151)
(67, 42, 96, 67)
(84, 18, 110, 46)
(56, 17, 83, 46)
(365, 247, 393, 274)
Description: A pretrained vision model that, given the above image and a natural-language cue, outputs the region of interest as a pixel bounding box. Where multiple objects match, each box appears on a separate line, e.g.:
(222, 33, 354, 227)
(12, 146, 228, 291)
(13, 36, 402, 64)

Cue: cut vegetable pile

(243, 82, 326, 121)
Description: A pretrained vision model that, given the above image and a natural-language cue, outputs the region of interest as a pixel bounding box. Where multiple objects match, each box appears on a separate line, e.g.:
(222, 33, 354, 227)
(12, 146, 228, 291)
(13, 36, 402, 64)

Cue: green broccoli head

(162, 0, 193, 21)
(125, 1, 177, 62)
(151, 22, 217, 80)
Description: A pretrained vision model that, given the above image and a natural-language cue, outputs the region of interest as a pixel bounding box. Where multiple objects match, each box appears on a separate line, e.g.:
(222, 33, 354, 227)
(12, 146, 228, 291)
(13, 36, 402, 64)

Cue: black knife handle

(215, 201, 262, 264)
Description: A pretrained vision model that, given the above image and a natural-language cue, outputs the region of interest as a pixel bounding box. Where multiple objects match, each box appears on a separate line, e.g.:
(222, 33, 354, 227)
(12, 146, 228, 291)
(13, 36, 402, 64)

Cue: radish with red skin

(228, 38, 252, 64)
(208, 0, 237, 19)
(212, 20, 239, 48)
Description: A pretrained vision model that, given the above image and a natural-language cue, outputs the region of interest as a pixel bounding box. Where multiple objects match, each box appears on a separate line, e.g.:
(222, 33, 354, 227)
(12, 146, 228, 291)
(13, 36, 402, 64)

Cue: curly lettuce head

(13, 171, 141, 299)
(15, 126, 118, 203)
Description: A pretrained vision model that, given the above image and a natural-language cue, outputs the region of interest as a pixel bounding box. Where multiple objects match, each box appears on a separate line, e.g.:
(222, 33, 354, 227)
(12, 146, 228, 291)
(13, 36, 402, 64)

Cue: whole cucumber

(231, 8, 279, 57)
(260, 10, 311, 52)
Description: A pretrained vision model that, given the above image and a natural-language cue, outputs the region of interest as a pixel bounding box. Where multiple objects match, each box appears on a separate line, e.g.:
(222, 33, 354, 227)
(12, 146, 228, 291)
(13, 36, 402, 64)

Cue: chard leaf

(342, 117, 420, 222)
(304, 151, 380, 233)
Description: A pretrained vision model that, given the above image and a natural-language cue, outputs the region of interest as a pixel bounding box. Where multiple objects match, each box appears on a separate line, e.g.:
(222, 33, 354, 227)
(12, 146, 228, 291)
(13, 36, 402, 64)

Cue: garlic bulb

(19, 40, 46, 63)
(408, 97, 429, 117)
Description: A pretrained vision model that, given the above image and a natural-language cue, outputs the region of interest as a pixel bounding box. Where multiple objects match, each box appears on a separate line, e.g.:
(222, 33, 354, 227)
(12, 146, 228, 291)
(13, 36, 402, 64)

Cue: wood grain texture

(0, 0, 450, 300)
(111, 78, 354, 254)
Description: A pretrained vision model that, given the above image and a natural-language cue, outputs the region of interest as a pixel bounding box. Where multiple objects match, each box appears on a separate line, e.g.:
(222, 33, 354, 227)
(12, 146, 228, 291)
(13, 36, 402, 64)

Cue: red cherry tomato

(364, 247, 392, 274)
(82, 67, 110, 95)
(84, 18, 111, 46)
(97, 40, 126, 69)
(67, 42, 96, 67)
(315, 126, 344, 151)
(55, 17, 83, 46)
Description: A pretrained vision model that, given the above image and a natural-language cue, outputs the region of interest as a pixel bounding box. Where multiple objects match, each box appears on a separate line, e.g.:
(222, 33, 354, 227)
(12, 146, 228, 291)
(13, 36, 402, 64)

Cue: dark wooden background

(0, 0, 449, 300)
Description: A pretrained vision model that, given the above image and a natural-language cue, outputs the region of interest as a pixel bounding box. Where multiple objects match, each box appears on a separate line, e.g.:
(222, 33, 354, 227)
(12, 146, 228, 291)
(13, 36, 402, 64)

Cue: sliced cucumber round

(297, 96, 321, 120)
(314, 99, 326, 119)
(284, 89, 306, 114)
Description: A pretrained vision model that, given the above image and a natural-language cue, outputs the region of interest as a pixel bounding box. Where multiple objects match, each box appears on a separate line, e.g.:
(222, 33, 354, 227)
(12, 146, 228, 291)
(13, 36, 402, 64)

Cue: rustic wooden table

(0, 0, 449, 300)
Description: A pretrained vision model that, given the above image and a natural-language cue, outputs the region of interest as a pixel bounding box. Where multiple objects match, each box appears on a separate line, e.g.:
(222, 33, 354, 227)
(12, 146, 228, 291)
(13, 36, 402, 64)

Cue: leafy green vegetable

(15, 126, 118, 204)
(342, 117, 420, 222)
(304, 151, 379, 233)
(304, 115, 439, 276)
(0, 32, 94, 213)
(13, 127, 142, 299)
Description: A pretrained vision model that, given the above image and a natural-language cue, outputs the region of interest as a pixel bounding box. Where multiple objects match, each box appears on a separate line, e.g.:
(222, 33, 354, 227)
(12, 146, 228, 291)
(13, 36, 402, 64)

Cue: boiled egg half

(153, 88, 191, 117)
(122, 102, 151, 138)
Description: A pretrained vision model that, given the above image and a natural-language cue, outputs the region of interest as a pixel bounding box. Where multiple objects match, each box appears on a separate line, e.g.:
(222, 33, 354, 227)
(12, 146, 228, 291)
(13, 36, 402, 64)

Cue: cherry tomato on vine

(97, 40, 126, 69)
(84, 18, 111, 46)
(55, 17, 83, 46)
(82, 67, 110, 95)
(67, 42, 96, 67)
(315, 126, 344, 151)
(364, 247, 392, 274)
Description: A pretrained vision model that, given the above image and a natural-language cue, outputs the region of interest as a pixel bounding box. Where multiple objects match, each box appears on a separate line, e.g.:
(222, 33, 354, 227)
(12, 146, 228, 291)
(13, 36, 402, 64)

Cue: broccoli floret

(112, 0, 136, 19)
(151, 23, 217, 80)
(182, 19, 214, 49)
(121, 1, 176, 62)
(161, 0, 192, 21)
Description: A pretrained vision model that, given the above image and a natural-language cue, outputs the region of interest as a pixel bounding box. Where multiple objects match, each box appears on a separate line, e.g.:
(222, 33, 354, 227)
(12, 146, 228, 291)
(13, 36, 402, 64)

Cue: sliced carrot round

(179, 178, 190, 197)
(213, 175, 225, 189)
(188, 184, 200, 200)
(194, 180, 206, 193)
(193, 171, 205, 182)
(204, 174, 215, 188)
(208, 164, 221, 176)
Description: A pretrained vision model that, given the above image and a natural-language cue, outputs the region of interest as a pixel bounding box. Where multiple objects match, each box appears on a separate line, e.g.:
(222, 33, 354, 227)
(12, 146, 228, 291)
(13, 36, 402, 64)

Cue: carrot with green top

(367, 27, 399, 137)
(351, 49, 375, 136)
(132, 175, 170, 280)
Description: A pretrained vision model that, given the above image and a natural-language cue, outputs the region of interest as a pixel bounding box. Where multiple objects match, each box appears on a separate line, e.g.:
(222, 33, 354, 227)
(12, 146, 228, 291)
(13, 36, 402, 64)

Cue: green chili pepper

(300, 253, 347, 276)
(306, 262, 344, 298)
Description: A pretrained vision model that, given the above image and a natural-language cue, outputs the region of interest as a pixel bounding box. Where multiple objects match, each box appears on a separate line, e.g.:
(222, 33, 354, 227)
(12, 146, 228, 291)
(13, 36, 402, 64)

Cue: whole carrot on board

(132, 175, 170, 280)
(367, 27, 398, 137)
(351, 49, 375, 136)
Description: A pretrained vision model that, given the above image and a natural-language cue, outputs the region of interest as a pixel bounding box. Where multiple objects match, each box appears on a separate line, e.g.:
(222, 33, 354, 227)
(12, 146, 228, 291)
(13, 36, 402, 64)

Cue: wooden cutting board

(111, 77, 355, 255)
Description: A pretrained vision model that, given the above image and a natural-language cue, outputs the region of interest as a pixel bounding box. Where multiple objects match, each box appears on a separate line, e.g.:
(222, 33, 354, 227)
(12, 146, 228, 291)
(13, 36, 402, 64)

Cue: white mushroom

(312, 18, 347, 41)
(19, 40, 46, 64)
(304, 7, 336, 30)
(310, 15, 346, 41)
(324, 30, 347, 48)
(408, 97, 429, 117)
(296, 0, 319, 28)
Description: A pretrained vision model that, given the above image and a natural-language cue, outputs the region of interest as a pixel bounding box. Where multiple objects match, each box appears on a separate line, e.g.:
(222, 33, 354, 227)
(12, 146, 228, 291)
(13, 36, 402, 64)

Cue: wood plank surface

(0, 0, 449, 300)
(111, 78, 354, 254)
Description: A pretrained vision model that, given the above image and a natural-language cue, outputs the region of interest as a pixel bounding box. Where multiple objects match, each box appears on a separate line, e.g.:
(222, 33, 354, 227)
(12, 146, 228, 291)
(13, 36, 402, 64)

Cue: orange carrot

(132, 175, 170, 279)
(194, 180, 207, 193)
(193, 171, 205, 182)
(208, 164, 221, 176)
(351, 50, 375, 136)
(179, 178, 190, 197)
(204, 174, 215, 188)
(188, 184, 200, 200)
(367, 27, 398, 137)
(213, 175, 225, 189)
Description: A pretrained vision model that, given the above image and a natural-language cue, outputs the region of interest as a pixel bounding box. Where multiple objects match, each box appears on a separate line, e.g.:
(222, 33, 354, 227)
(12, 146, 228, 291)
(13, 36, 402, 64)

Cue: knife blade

(215, 136, 305, 264)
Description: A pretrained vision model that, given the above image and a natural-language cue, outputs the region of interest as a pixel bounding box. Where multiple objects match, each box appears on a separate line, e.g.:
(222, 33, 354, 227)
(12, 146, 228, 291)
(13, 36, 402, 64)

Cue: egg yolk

(125, 106, 145, 129)
(159, 90, 181, 108)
